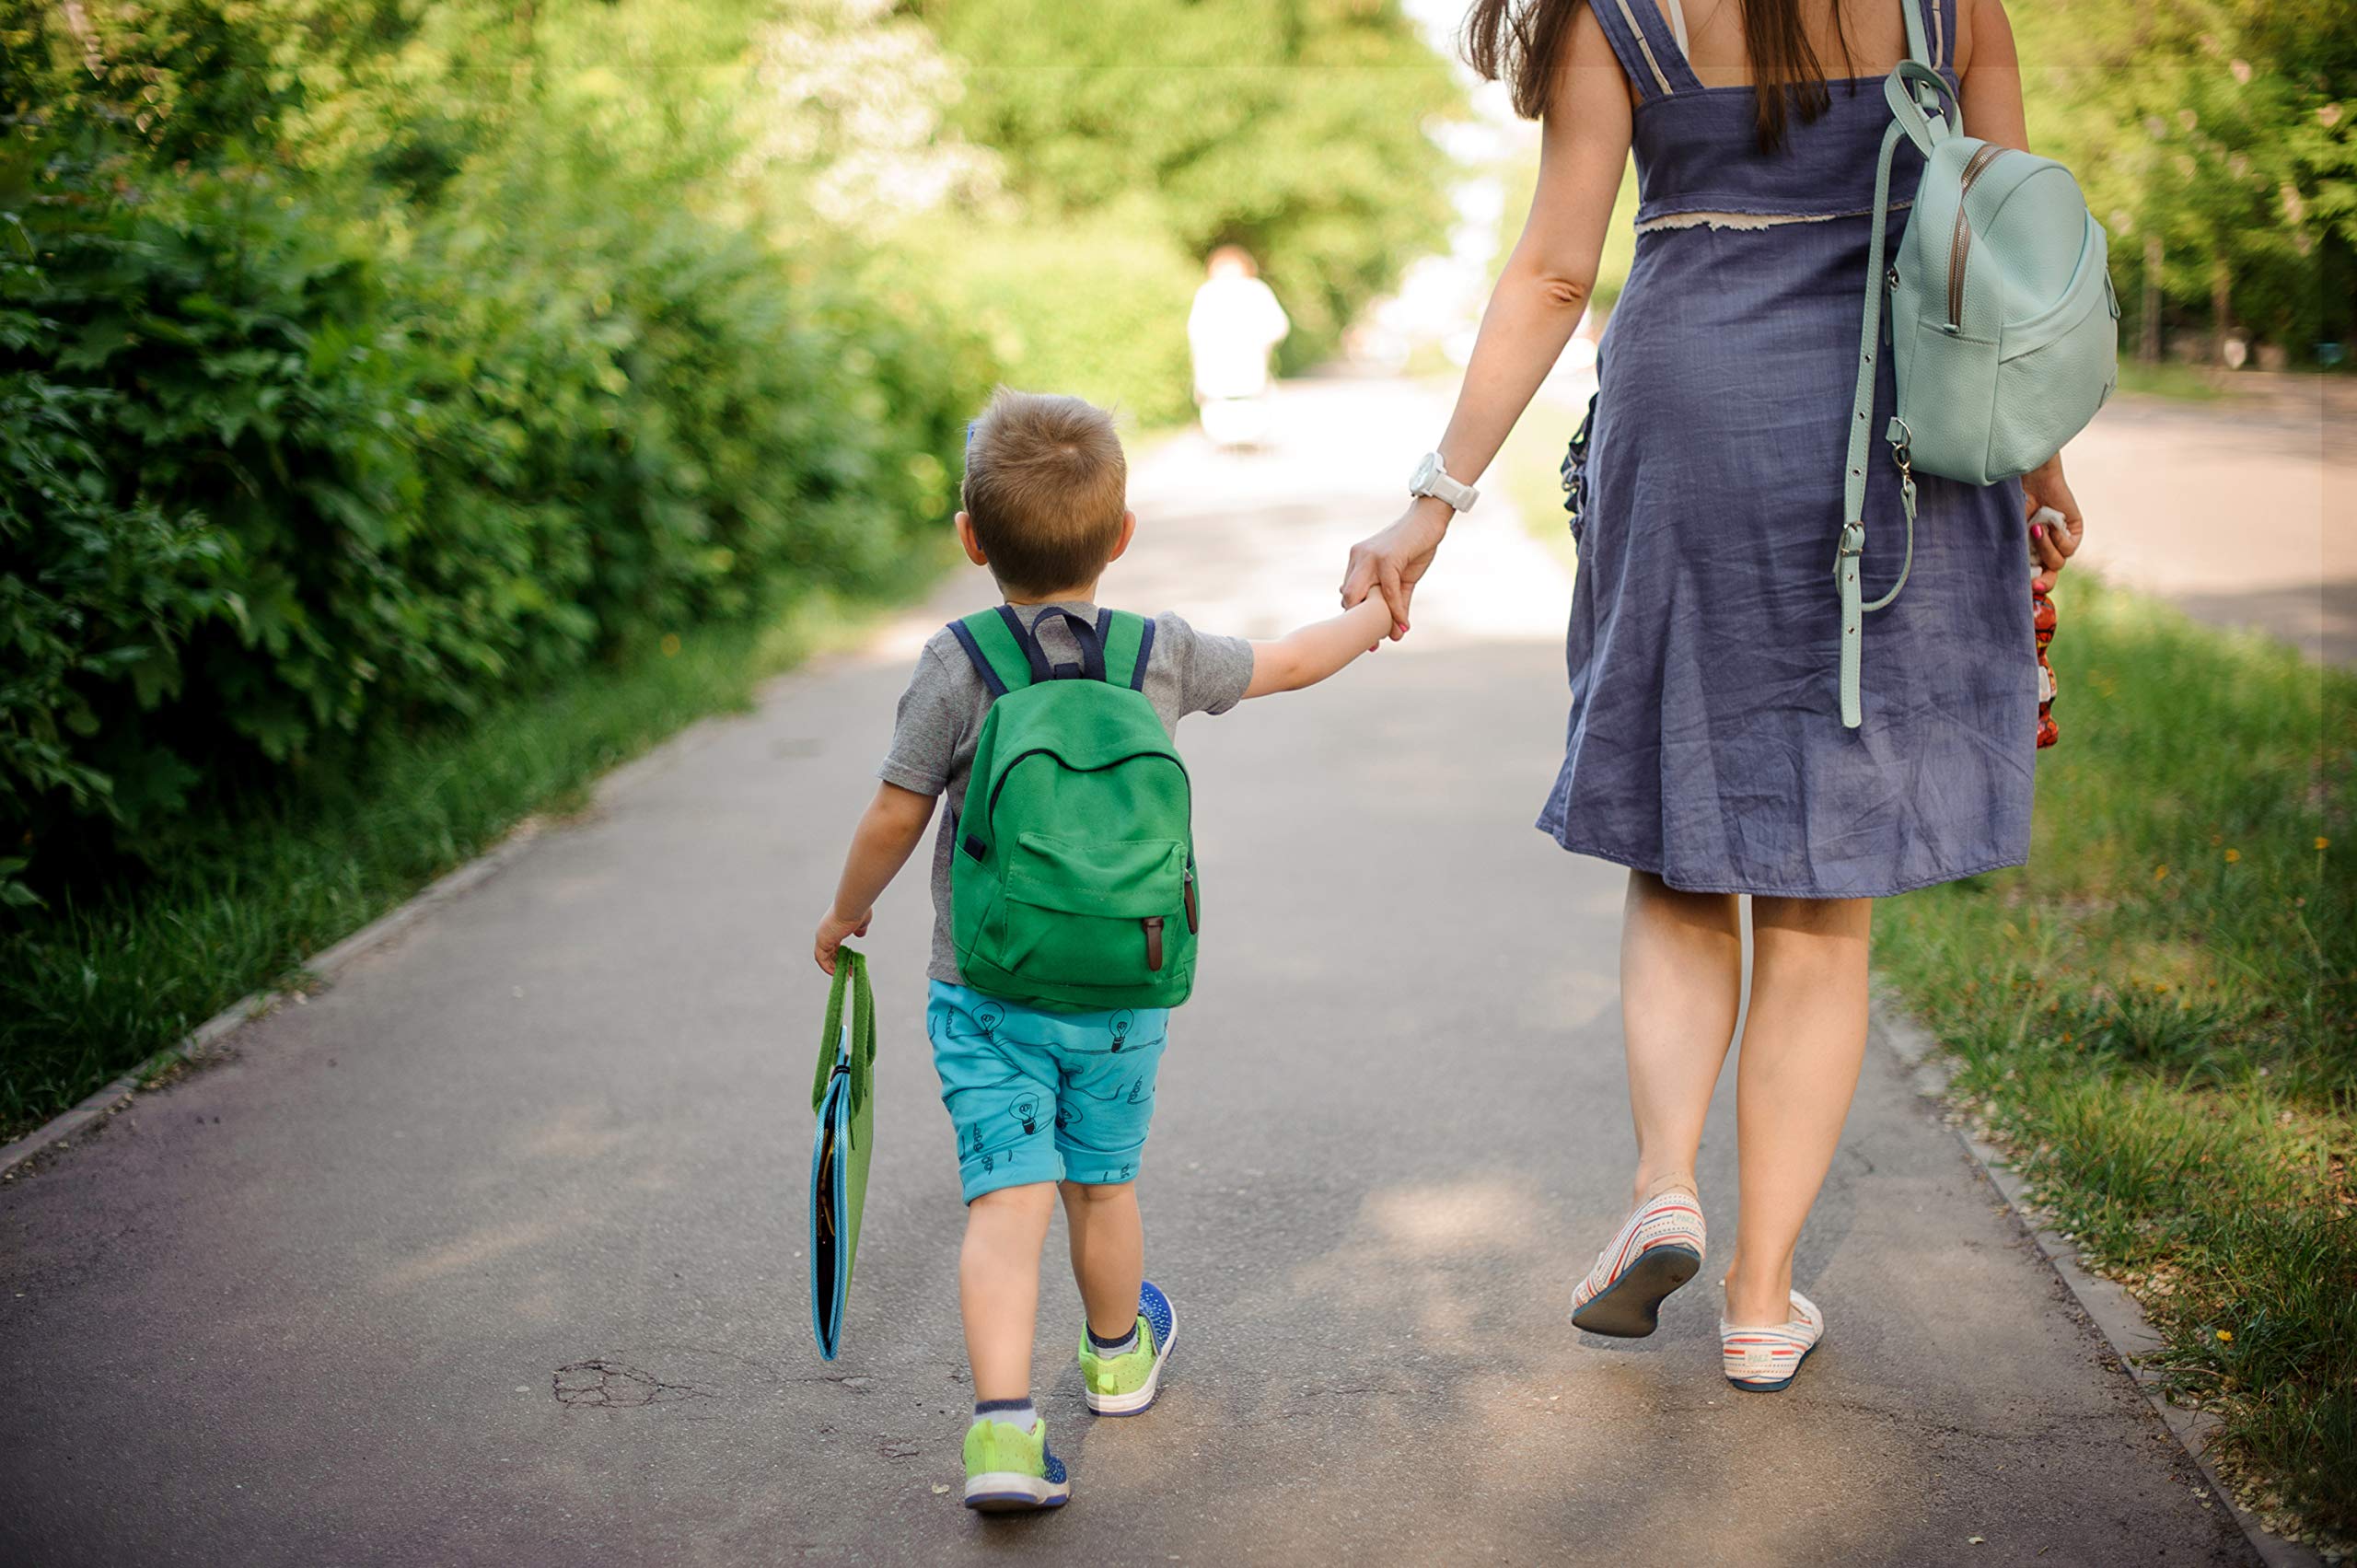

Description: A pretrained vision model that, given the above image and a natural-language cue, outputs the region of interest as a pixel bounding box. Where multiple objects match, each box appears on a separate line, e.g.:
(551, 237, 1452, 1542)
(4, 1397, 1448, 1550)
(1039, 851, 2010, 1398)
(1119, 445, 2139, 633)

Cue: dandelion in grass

(2215, 1328, 2233, 1342)
(2316, 836, 2330, 851)
(2154, 865, 2169, 881)
(2223, 848, 2240, 864)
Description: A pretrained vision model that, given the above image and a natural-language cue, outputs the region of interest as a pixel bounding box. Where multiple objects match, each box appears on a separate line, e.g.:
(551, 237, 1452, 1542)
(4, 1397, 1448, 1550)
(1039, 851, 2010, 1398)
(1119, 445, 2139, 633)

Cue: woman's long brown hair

(1463, 0, 1852, 153)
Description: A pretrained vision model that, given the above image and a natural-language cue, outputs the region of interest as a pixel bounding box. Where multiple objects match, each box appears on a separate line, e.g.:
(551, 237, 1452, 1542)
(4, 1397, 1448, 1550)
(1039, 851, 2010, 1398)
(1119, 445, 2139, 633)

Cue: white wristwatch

(1409, 451, 1479, 513)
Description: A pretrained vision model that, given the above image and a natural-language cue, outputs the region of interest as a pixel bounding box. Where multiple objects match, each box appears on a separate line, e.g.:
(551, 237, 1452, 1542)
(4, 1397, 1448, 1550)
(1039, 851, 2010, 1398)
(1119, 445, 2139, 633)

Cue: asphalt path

(0, 377, 2252, 1567)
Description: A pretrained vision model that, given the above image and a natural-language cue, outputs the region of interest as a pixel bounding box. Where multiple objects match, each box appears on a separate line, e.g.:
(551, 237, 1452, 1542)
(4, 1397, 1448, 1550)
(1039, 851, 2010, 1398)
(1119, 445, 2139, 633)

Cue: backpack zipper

(984, 747, 1190, 826)
(1948, 144, 2010, 331)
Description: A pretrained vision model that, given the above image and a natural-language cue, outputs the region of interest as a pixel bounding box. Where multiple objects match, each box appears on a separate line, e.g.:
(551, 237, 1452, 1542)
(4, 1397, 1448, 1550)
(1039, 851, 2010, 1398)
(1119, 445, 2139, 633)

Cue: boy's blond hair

(960, 388, 1128, 597)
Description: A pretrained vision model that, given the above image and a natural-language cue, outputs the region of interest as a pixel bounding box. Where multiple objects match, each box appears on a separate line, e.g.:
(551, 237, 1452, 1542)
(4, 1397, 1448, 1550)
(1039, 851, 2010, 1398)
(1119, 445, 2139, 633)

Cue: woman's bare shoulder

(1953, 0, 2019, 77)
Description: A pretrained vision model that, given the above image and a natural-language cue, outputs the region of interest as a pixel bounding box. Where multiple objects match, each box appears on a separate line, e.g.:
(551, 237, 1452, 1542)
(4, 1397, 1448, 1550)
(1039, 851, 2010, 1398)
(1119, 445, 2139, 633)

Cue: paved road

(2063, 377, 2355, 666)
(0, 378, 2250, 1567)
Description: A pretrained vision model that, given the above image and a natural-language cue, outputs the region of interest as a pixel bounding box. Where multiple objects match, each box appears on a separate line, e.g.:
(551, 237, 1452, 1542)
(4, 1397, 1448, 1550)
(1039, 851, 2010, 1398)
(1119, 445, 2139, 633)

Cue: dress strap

(1585, 0, 1704, 101)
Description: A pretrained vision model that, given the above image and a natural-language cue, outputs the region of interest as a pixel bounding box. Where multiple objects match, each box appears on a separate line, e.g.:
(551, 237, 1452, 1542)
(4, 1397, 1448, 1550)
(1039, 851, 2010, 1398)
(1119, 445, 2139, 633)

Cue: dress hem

(1537, 820, 2027, 900)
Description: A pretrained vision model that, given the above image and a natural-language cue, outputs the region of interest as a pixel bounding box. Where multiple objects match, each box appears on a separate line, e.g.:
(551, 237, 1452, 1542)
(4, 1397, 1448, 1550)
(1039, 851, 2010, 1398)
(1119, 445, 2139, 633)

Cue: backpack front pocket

(999, 832, 1190, 986)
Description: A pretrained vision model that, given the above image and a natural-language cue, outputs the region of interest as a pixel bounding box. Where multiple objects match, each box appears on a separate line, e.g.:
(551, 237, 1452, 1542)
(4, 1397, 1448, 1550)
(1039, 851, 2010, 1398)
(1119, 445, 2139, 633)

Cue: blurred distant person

(1188, 246, 1289, 448)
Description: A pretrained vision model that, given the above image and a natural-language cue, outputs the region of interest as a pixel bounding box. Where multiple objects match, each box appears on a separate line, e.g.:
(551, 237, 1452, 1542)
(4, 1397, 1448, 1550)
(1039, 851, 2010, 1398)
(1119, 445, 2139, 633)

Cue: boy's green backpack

(1836, 2, 2119, 728)
(948, 606, 1198, 1012)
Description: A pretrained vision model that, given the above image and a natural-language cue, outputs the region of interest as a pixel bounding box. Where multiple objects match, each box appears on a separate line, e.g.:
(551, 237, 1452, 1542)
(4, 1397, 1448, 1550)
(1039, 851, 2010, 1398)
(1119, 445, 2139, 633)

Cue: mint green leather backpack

(1836, 5, 2119, 728)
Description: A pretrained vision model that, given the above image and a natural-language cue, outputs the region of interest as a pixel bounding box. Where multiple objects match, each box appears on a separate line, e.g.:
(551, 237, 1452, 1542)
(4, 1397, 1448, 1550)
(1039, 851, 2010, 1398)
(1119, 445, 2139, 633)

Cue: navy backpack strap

(951, 605, 1117, 691)
(947, 610, 1034, 698)
(1100, 610, 1154, 692)
(1010, 606, 1109, 683)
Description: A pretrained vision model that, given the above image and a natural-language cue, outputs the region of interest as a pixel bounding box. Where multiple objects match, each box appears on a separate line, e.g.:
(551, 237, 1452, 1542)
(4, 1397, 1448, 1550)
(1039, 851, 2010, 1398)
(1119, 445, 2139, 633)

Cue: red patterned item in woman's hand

(2034, 584, 2059, 749)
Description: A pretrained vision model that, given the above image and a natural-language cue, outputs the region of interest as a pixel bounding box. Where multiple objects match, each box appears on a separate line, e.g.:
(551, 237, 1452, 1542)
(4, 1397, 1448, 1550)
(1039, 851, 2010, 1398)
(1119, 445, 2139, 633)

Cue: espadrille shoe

(1720, 1290, 1827, 1392)
(1569, 1188, 1706, 1338)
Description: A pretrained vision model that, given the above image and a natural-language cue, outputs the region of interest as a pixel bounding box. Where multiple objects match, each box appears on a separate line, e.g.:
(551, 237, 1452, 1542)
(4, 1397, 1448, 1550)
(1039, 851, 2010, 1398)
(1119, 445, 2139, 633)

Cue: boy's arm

(1242, 597, 1397, 699)
(813, 782, 938, 974)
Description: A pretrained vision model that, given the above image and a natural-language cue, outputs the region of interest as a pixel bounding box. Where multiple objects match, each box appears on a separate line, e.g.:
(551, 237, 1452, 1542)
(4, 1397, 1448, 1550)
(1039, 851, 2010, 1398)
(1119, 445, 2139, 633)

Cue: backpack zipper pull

(1183, 861, 1199, 934)
(1142, 917, 1166, 972)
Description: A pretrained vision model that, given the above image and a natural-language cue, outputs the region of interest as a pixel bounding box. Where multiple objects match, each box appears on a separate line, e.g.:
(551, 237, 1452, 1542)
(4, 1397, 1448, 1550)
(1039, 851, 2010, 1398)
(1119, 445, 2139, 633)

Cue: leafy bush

(0, 64, 986, 904)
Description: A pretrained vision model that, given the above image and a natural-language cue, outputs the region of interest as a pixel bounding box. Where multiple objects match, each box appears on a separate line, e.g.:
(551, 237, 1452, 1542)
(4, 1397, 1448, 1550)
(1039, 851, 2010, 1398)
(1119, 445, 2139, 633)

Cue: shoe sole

(964, 1472, 1071, 1512)
(1570, 1244, 1702, 1339)
(1085, 1303, 1178, 1416)
(1725, 1342, 1819, 1393)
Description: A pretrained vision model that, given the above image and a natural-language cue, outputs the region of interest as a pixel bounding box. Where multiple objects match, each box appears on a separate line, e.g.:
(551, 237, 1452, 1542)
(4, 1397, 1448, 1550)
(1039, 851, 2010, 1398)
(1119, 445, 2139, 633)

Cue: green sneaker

(1078, 1280, 1176, 1416)
(962, 1417, 1071, 1512)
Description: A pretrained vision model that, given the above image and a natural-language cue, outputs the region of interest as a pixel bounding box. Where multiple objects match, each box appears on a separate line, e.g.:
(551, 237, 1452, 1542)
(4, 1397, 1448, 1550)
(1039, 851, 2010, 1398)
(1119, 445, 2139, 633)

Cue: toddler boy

(812, 388, 1394, 1511)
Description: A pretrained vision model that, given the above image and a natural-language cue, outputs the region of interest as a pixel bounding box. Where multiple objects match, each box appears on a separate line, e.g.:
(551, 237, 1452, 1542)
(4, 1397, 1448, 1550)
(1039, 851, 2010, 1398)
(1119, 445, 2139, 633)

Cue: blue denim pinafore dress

(1538, 0, 2036, 898)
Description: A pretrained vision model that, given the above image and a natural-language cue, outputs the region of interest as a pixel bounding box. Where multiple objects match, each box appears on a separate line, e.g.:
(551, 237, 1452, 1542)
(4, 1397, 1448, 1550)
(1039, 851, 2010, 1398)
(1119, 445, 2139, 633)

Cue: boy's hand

(814, 906, 872, 975)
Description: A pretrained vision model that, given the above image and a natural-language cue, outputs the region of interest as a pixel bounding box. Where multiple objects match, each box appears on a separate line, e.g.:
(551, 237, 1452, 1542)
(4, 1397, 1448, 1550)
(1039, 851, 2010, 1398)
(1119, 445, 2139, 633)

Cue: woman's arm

(1341, 6, 1632, 634)
(1961, 0, 2085, 589)
(1956, 0, 2026, 151)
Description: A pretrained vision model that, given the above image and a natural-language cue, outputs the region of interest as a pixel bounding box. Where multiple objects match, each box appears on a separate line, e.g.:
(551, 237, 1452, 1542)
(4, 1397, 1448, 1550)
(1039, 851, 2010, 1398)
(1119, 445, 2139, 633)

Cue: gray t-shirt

(878, 601, 1255, 983)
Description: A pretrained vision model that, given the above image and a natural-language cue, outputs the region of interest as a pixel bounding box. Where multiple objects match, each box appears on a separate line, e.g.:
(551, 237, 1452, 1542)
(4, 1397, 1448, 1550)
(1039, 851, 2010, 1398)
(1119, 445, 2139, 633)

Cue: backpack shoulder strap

(1907, 0, 1956, 72)
(1098, 610, 1155, 693)
(947, 608, 1039, 698)
(1898, 0, 1947, 115)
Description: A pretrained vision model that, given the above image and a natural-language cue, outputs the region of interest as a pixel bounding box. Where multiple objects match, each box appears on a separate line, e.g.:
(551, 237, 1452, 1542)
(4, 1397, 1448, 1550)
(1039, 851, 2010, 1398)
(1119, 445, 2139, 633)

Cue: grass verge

(2113, 360, 2232, 401)
(1876, 580, 2354, 1548)
(0, 575, 934, 1142)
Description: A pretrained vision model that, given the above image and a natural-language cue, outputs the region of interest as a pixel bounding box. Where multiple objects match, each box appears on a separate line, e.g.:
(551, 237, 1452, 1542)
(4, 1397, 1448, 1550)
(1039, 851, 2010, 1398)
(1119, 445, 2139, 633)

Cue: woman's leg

(1723, 894, 1873, 1326)
(1619, 871, 1745, 1205)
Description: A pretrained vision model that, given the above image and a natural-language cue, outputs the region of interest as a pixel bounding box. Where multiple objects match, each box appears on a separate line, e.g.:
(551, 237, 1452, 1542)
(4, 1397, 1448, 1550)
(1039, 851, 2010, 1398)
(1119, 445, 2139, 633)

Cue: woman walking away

(1341, 0, 2088, 1391)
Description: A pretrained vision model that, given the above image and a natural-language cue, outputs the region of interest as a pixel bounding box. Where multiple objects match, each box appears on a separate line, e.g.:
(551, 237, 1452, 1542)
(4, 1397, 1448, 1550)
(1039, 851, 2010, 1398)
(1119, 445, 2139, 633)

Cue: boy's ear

(954, 510, 989, 568)
(1105, 509, 1137, 565)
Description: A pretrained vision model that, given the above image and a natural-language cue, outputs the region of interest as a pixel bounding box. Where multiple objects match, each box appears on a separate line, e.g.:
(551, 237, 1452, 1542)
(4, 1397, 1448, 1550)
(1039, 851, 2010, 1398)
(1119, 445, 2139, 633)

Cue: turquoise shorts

(925, 981, 1169, 1203)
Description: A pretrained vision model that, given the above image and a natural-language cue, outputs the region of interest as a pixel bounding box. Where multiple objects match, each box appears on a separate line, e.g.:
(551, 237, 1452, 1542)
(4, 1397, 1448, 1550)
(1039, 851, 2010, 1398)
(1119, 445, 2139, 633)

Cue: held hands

(2021, 454, 2084, 595)
(1340, 496, 1452, 644)
(813, 905, 872, 975)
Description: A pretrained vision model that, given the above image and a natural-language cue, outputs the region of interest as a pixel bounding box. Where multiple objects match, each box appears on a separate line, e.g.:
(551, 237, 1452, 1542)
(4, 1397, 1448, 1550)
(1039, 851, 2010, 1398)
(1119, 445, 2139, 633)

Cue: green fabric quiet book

(809, 946, 875, 1361)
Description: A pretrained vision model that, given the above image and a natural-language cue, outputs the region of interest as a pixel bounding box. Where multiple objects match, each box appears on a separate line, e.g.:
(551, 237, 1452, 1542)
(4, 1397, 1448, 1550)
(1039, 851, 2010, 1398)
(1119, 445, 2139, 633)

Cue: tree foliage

(2014, 0, 2354, 359)
(915, 0, 1458, 381)
(0, 0, 990, 901)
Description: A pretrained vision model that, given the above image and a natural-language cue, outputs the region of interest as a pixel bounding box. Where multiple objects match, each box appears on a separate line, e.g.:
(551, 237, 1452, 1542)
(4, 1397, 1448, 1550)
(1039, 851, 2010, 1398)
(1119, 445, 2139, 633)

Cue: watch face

(1411, 453, 1438, 491)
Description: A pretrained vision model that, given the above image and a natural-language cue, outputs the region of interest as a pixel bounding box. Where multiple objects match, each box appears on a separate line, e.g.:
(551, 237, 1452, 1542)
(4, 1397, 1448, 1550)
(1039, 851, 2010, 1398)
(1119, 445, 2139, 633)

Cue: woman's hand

(1341, 497, 1453, 641)
(2021, 453, 2084, 595)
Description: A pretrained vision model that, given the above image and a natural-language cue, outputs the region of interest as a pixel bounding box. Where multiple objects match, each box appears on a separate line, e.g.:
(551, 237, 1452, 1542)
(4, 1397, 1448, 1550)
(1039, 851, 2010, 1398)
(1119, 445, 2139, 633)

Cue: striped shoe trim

(1720, 1291, 1826, 1388)
(1571, 1191, 1707, 1311)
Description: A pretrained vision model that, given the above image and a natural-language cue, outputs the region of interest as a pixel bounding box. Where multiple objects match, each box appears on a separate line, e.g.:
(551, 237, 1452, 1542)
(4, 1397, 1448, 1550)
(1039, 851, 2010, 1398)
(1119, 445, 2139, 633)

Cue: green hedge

(0, 143, 987, 900)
